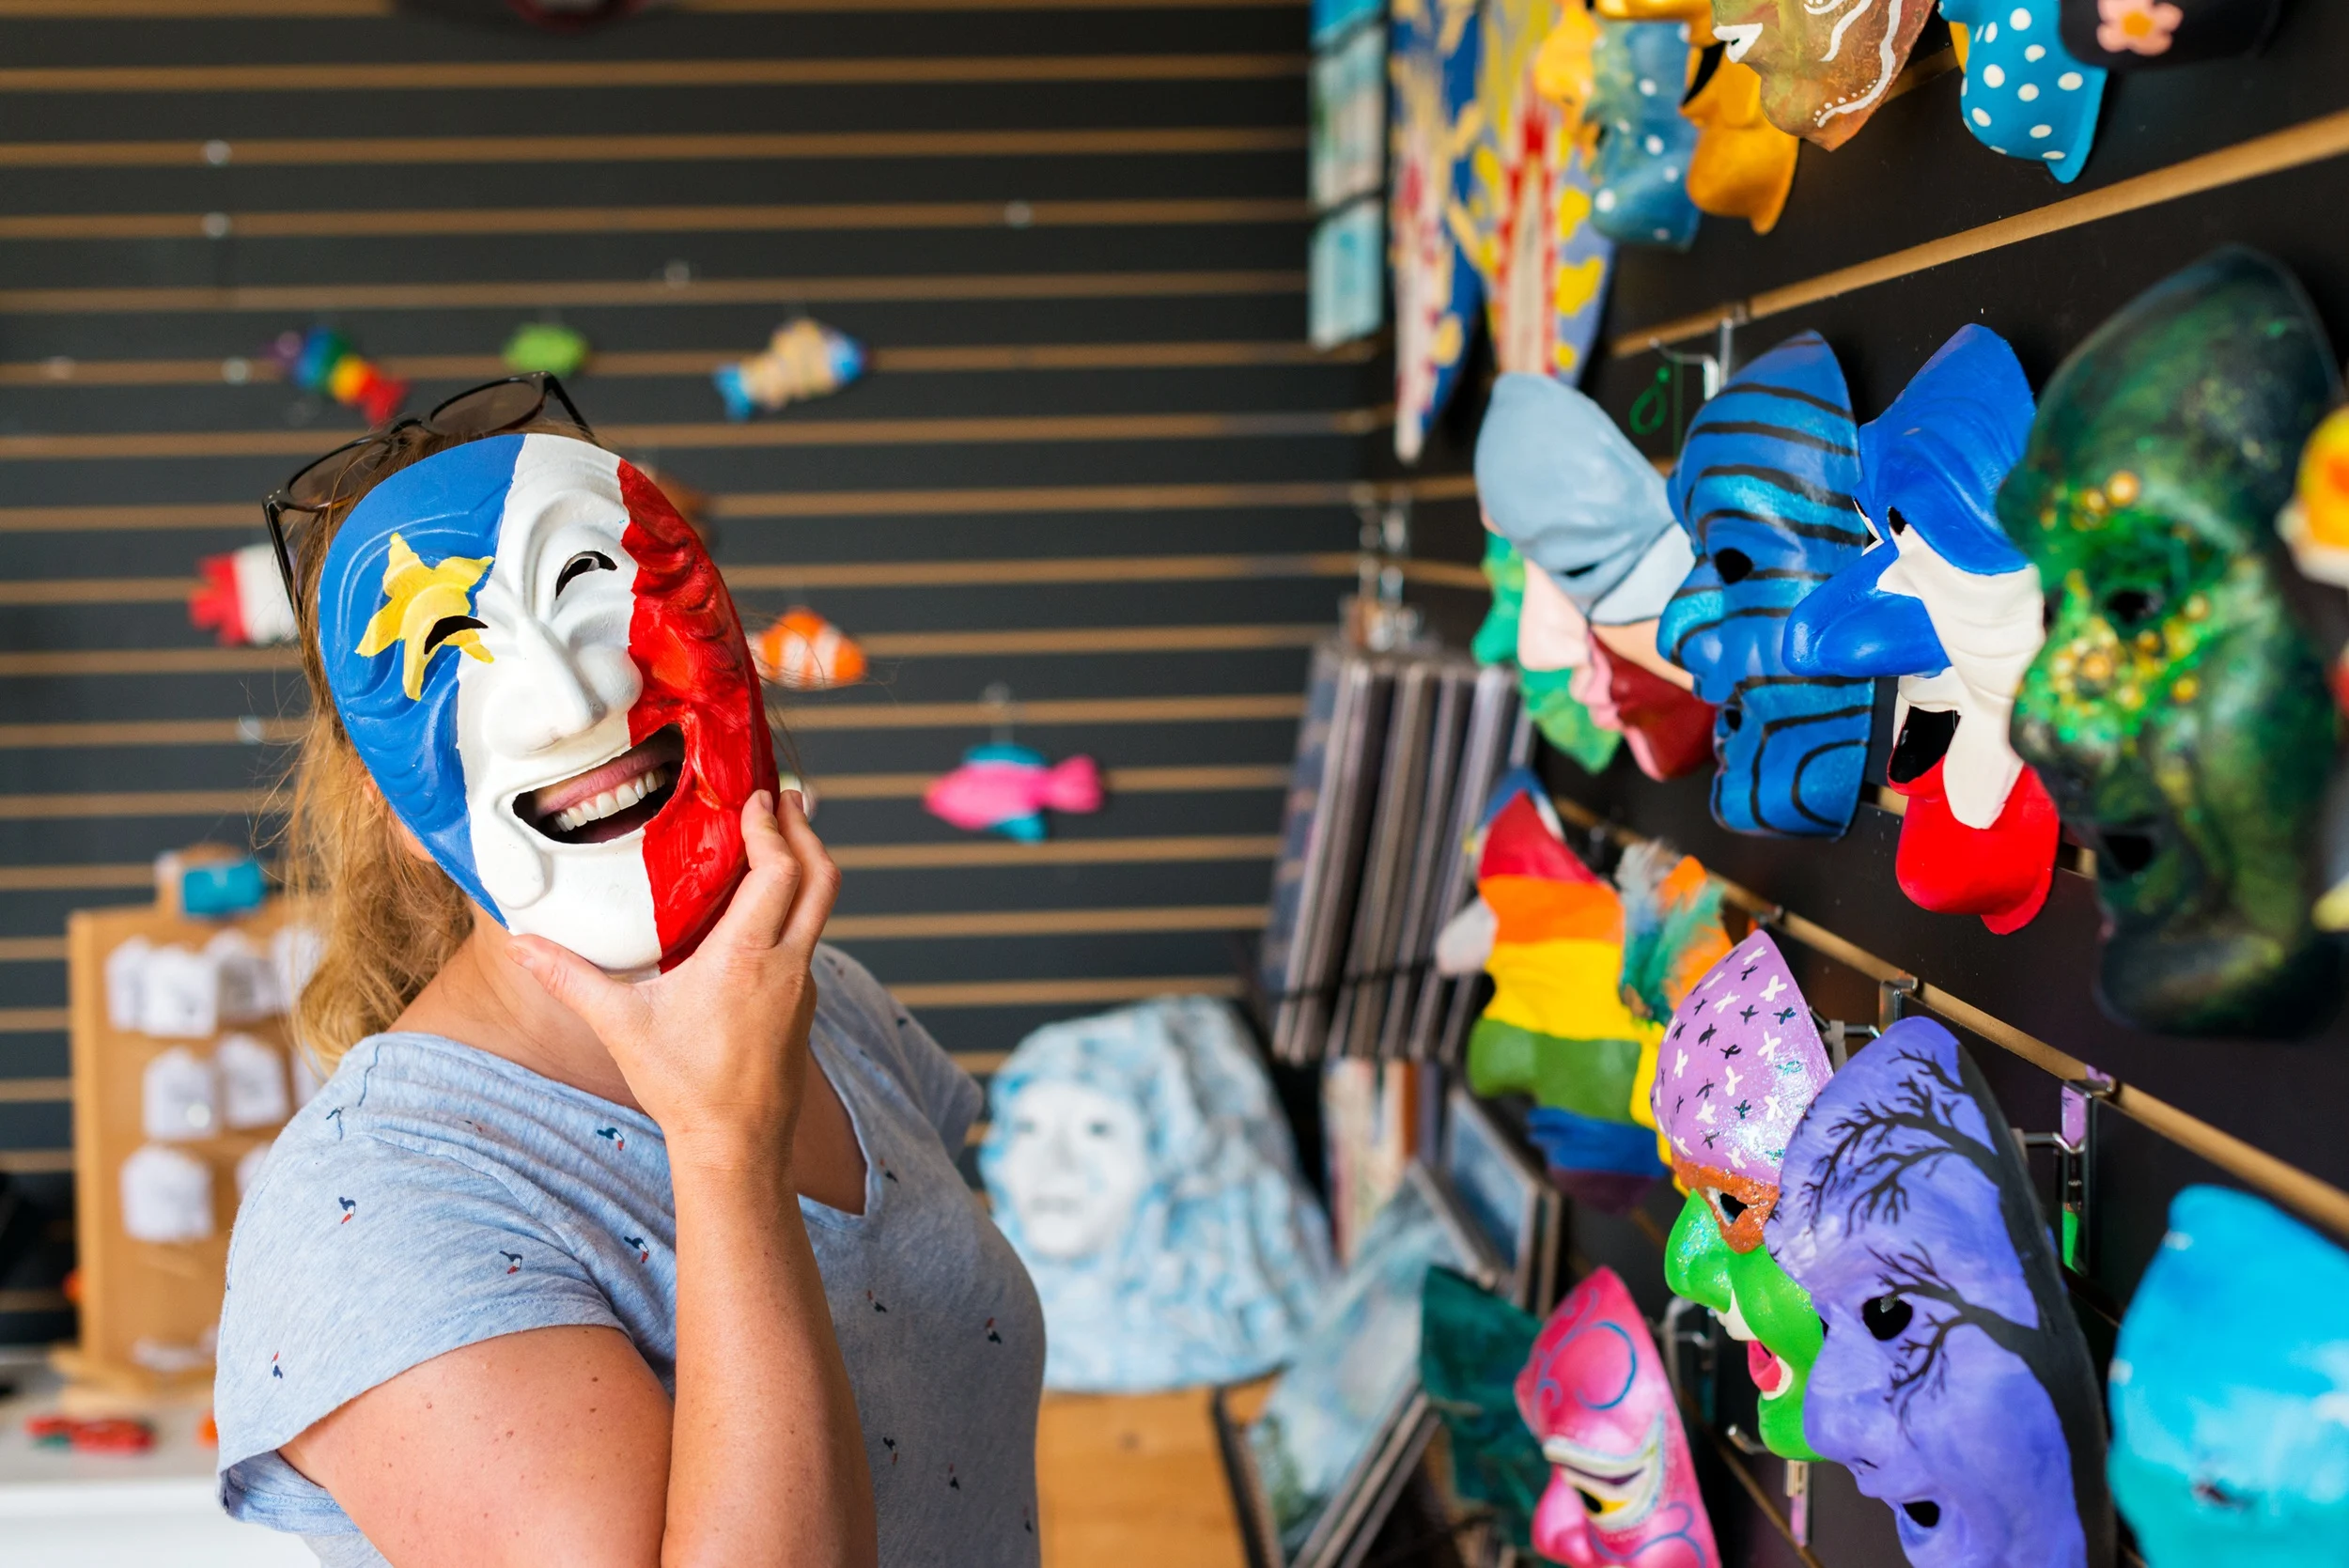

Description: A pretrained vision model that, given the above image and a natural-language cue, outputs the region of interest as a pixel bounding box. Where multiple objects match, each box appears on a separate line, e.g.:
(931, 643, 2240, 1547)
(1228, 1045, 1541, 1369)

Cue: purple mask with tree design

(1767, 1017, 2115, 1568)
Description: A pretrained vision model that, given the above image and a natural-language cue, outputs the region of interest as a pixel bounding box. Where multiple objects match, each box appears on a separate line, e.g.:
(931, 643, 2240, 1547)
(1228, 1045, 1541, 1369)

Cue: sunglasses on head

(261, 371, 593, 608)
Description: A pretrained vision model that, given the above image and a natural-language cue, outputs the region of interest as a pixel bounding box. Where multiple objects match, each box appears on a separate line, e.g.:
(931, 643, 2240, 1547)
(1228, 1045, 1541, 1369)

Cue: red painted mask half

(1884, 710, 2059, 935)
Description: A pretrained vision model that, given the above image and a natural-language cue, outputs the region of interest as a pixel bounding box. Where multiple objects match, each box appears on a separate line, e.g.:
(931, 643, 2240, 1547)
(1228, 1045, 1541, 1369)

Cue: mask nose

(1786, 547, 1949, 678)
(483, 613, 641, 755)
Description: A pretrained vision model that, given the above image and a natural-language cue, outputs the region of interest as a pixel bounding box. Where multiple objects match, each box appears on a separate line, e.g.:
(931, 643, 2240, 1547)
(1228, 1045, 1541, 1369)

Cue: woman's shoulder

(809, 944, 982, 1152)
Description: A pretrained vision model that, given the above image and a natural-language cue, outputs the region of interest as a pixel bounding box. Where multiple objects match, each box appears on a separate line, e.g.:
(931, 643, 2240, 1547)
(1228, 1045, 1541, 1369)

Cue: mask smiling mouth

(516, 724, 685, 846)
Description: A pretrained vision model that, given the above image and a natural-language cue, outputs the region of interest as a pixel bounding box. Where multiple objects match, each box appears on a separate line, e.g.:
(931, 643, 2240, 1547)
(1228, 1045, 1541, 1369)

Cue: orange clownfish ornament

(753, 609, 867, 691)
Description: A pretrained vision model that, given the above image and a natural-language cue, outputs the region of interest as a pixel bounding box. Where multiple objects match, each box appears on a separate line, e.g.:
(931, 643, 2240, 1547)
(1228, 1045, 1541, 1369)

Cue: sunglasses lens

(430, 376, 551, 438)
(284, 440, 393, 511)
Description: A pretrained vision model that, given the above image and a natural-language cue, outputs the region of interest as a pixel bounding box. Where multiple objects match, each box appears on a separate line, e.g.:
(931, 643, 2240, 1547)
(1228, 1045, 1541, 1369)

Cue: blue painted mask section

(1587, 19, 1702, 250)
(316, 435, 529, 918)
(1659, 332, 1872, 837)
(1944, 0, 2108, 183)
(1475, 374, 1678, 616)
(1784, 545, 1947, 677)
(1859, 325, 2036, 576)
(1785, 325, 2036, 679)
(2110, 1185, 2349, 1568)
(1525, 1107, 1671, 1178)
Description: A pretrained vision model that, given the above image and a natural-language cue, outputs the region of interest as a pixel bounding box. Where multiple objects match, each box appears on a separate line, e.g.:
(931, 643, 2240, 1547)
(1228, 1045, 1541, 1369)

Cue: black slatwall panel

(1386, 7, 2349, 1565)
(0, 0, 1380, 1347)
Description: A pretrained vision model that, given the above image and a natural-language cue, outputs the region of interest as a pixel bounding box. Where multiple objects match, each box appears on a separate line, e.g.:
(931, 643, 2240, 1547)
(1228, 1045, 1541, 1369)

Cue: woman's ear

(392, 816, 433, 863)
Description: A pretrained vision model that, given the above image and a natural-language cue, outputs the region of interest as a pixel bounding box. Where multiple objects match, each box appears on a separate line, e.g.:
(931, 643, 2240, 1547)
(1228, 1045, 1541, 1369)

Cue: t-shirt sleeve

(813, 944, 983, 1154)
(212, 1130, 624, 1534)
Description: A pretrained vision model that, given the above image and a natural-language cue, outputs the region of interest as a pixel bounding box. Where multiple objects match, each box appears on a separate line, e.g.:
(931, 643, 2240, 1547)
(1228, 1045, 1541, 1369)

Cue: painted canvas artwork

(1245, 1168, 1479, 1561)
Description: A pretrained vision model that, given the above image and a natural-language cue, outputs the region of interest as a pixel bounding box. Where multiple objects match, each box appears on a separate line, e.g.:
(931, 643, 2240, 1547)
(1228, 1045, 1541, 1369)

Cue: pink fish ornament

(923, 744, 1102, 843)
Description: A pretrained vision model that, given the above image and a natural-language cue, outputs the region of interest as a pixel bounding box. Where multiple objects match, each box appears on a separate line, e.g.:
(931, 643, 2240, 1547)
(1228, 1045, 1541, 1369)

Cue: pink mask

(1516, 1267, 1722, 1568)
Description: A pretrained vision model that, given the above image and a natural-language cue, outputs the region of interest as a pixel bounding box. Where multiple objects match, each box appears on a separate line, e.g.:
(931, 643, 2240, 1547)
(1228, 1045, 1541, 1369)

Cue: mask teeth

(550, 768, 668, 834)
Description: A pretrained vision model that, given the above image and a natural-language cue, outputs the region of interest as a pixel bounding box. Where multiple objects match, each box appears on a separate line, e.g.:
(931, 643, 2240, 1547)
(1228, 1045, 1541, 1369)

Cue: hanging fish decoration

(270, 327, 409, 427)
(924, 745, 1103, 843)
(752, 608, 868, 691)
(714, 319, 866, 420)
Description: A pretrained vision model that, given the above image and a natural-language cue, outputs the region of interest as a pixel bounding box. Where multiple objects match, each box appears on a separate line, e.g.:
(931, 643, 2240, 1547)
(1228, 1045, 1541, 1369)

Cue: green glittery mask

(1665, 1188, 1824, 1461)
(2000, 247, 2343, 1036)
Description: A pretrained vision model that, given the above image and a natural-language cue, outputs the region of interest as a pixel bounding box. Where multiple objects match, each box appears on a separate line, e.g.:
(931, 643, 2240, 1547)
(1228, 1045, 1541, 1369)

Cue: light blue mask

(2110, 1185, 2349, 1568)
(1943, 0, 2108, 183)
(1475, 373, 1691, 625)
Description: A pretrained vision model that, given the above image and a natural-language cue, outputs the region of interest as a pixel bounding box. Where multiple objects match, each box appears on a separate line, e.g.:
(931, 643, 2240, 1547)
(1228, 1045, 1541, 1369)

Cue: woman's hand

(509, 790, 838, 1170)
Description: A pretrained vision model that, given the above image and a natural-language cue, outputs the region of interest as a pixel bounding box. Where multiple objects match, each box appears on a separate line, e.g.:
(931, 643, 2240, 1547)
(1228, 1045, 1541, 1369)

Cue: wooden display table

(1036, 1381, 1269, 1568)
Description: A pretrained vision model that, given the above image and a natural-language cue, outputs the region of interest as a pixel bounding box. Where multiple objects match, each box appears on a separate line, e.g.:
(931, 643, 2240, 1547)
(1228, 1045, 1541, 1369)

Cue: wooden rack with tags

(58, 857, 306, 1398)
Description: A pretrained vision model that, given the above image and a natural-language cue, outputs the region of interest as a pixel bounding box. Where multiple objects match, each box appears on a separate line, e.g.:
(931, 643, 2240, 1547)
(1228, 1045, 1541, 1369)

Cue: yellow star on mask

(354, 533, 495, 700)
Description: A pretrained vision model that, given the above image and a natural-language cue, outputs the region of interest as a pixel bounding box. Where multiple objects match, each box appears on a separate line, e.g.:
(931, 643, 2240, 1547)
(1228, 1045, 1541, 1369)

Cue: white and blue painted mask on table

(317, 433, 776, 974)
(979, 995, 1335, 1392)
(1587, 18, 1702, 250)
(1943, 0, 2108, 182)
(1657, 331, 1874, 836)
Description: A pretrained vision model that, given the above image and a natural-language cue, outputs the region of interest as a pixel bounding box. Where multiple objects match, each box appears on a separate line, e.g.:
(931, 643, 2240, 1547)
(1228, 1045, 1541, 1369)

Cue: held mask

(318, 433, 775, 973)
(1784, 325, 2060, 934)
(2108, 1185, 2349, 1568)
(1651, 930, 1831, 1460)
(1659, 331, 1874, 837)
(1770, 1018, 2115, 1568)
(1515, 1265, 1722, 1568)
(2001, 247, 2343, 1036)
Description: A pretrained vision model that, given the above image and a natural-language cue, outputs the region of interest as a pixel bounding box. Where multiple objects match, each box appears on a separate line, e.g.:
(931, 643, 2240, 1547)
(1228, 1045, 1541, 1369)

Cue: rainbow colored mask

(1516, 1265, 1722, 1567)
(1463, 774, 1665, 1207)
(1771, 1017, 2115, 1568)
(318, 434, 775, 973)
(1658, 331, 1874, 837)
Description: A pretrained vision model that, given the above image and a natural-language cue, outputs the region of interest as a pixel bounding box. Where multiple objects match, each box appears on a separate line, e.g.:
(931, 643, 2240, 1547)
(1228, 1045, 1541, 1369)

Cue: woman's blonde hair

(278, 419, 583, 1071)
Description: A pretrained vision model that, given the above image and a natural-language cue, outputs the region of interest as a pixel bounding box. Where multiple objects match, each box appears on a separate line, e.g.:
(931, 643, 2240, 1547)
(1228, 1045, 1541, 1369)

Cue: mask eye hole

(1576, 1488, 1605, 1515)
(555, 550, 617, 596)
(1862, 1294, 1913, 1341)
(1886, 506, 1909, 536)
(2043, 593, 2061, 632)
(1715, 548, 1754, 585)
(1714, 1189, 1748, 1223)
(421, 614, 485, 655)
(2103, 586, 2162, 629)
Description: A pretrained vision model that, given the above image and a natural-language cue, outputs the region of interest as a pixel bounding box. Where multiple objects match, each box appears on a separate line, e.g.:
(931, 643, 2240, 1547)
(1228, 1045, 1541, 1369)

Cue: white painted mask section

(1875, 520, 2046, 830)
(452, 439, 660, 972)
(995, 1080, 1153, 1261)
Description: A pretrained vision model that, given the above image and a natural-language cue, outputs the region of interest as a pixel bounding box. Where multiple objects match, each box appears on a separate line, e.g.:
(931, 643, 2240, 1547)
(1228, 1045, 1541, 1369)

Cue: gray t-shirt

(214, 945, 1044, 1568)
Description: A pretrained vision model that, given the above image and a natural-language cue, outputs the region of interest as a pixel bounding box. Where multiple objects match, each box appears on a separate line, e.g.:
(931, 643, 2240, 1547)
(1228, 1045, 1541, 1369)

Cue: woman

(212, 378, 1045, 1568)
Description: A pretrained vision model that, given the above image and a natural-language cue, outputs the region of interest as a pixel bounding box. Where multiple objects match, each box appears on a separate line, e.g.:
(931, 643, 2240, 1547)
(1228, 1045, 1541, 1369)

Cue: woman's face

(995, 1080, 1151, 1260)
(319, 433, 775, 973)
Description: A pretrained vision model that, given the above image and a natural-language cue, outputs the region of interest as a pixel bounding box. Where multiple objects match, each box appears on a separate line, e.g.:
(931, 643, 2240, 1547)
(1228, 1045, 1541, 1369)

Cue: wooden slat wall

(0, 0, 1372, 1343)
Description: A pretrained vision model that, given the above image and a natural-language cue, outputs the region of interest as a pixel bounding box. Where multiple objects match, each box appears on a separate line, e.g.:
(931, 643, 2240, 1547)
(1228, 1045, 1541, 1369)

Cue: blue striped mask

(1658, 332, 1874, 837)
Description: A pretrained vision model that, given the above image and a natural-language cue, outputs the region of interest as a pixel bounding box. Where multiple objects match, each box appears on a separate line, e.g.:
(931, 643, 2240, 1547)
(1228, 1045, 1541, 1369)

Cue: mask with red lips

(318, 432, 776, 974)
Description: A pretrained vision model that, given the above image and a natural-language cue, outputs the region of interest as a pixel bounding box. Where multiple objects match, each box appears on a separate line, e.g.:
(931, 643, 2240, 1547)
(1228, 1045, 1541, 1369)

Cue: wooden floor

(1035, 1383, 1268, 1568)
